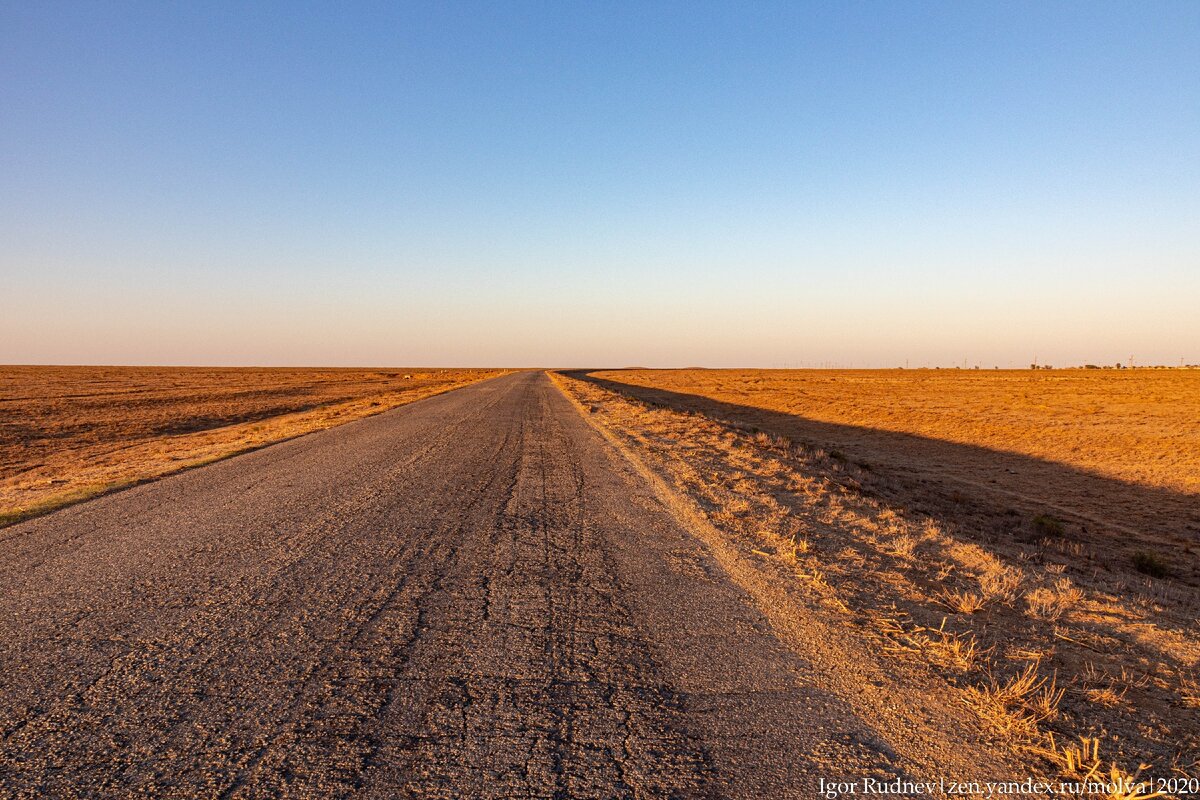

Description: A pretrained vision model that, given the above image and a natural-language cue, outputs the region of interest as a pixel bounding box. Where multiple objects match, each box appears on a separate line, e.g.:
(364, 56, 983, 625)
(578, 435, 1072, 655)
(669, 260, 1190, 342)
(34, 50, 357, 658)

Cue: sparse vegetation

(978, 567, 1023, 605)
(1181, 675, 1200, 709)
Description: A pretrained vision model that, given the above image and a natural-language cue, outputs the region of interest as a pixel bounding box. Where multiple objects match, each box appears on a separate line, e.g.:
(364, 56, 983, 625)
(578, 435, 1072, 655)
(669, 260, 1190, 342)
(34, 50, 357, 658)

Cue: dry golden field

(0, 366, 506, 525)
(590, 369, 1200, 572)
(555, 368, 1200, 786)
(593, 368, 1200, 494)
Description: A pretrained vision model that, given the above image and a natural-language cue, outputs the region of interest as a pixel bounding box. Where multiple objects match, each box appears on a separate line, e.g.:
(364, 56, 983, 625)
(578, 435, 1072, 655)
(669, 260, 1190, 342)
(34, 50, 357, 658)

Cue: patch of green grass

(1032, 514, 1065, 537)
(1132, 550, 1170, 578)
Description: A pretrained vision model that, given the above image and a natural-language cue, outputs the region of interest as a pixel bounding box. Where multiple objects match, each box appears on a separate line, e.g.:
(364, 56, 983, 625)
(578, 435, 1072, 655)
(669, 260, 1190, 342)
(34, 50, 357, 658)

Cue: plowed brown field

(0, 365, 506, 524)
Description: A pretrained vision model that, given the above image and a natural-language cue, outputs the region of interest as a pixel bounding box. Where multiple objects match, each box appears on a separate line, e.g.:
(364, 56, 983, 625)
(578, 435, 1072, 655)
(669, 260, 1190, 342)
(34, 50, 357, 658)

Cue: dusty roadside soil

(0, 366, 505, 525)
(0, 371, 1029, 798)
(554, 370, 1199, 795)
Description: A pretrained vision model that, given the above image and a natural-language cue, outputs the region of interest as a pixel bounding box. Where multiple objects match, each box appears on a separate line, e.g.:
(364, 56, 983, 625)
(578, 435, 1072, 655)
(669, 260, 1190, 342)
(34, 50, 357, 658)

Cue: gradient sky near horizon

(3, 2, 1198, 367)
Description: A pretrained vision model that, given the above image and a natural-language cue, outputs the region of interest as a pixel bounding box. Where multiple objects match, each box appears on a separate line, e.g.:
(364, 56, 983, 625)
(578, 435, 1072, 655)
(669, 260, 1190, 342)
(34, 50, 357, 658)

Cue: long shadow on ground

(568, 371, 1200, 588)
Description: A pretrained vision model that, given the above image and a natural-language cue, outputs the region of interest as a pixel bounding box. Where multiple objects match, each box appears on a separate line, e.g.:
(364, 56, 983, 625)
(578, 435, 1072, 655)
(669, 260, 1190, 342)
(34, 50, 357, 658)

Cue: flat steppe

(2, 366, 1196, 796)
(589, 368, 1200, 569)
(0, 365, 505, 524)
(591, 368, 1200, 494)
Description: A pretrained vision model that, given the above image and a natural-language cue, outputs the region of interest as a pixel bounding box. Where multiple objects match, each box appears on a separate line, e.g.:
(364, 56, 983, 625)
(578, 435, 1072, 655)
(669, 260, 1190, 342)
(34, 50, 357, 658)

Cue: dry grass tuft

(930, 628, 984, 672)
(1180, 675, 1200, 709)
(1025, 578, 1085, 621)
(939, 588, 986, 614)
(979, 567, 1024, 605)
(1086, 686, 1129, 708)
(879, 615, 984, 673)
(963, 665, 1060, 739)
(1027, 735, 1165, 800)
(885, 534, 917, 559)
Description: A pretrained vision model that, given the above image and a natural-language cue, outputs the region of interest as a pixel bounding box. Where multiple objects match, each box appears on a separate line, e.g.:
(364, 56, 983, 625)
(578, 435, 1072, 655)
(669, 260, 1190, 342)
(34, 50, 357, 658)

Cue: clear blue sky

(3, 1, 1197, 367)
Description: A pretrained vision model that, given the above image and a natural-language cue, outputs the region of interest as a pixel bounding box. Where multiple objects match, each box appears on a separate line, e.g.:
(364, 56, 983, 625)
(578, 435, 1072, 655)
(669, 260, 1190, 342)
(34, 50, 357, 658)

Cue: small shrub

(1132, 550, 1170, 578)
(1032, 514, 1065, 537)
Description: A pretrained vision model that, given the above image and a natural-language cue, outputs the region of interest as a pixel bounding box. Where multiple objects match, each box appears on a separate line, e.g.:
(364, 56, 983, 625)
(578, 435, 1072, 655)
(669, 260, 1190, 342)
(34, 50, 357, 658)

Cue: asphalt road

(1, 371, 960, 798)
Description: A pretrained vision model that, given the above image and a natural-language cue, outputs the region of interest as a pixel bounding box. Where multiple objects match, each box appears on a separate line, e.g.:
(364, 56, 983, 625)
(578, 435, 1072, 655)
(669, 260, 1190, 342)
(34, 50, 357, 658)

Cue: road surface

(0, 371, 998, 798)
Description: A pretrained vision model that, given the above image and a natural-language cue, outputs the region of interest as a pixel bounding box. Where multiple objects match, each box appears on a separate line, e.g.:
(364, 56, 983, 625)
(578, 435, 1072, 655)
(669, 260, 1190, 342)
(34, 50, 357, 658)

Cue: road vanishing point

(0, 371, 1005, 798)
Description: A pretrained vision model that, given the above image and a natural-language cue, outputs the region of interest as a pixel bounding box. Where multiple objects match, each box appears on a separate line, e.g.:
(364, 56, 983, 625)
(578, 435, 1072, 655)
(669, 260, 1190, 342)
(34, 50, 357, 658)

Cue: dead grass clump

(1027, 736, 1163, 800)
(1180, 675, 1200, 709)
(885, 534, 917, 559)
(1085, 685, 1129, 709)
(930, 628, 984, 672)
(979, 567, 1024, 605)
(1025, 578, 1084, 621)
(878, 615, 983, 673)
(1025, 591, 1064, 622)
(939, 588, 986, 614)
(963, 665, 1061, 739)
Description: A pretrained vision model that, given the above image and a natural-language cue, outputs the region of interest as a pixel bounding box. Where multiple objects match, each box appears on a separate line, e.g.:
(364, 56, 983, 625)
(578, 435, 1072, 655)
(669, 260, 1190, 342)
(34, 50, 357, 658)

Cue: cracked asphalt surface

(1, 371, 930, 798)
